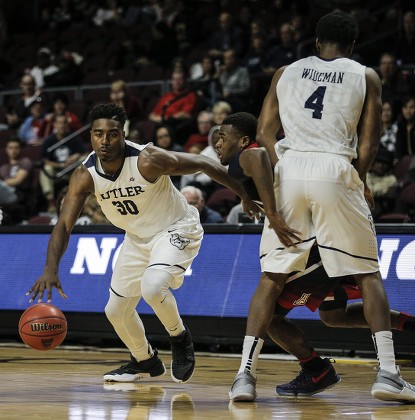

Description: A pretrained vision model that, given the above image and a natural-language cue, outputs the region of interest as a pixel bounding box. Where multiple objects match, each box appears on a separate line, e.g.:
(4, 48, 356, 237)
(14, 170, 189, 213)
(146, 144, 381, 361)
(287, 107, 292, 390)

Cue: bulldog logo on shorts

(170, 233, 190, 250)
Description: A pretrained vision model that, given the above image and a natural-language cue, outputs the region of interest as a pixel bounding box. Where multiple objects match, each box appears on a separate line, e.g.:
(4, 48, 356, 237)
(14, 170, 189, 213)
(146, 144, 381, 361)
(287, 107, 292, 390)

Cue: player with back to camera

(217, 112, 415, 401)
(223, 9, 415, 404)
(26, 103, 259, 384)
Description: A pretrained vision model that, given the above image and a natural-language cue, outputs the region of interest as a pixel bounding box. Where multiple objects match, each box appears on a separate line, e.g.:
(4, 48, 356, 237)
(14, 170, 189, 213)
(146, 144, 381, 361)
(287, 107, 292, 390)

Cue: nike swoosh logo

(312, 368, 330, 383)
(168, 229, 177, 233)
(381, 376, 403, 388)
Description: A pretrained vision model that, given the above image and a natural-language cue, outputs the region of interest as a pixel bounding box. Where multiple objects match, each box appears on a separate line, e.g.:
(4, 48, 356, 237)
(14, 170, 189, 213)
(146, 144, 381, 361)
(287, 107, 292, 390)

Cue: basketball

(18, 303, 67, 351)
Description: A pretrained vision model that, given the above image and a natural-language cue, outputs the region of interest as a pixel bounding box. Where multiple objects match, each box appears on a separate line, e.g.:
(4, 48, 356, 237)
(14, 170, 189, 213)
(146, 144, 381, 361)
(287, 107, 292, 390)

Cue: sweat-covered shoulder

(137, 145, 182, 182)
(257, 66, 286, 168)
(364, 67, 382, 94)
(239, 147, 271, 178)
(68, 164, 96, 195)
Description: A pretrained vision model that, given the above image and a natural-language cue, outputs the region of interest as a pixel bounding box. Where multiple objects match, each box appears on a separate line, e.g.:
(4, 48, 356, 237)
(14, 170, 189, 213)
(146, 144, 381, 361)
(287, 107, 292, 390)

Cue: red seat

(206, 188, 240, 217)
(27, 215, 52, 225)
(377, 213, 411, 223)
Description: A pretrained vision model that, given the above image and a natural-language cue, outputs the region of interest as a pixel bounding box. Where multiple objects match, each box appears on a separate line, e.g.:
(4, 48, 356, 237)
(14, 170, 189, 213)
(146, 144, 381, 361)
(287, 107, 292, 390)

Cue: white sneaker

(229, 370, 257, 402)
(371, 368, 415, 403)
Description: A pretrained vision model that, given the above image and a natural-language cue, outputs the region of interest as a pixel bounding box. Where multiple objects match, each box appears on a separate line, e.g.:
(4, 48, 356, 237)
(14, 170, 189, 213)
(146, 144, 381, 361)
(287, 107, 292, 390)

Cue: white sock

(238, 336, 264, 377)
(372, 331, 398, 374)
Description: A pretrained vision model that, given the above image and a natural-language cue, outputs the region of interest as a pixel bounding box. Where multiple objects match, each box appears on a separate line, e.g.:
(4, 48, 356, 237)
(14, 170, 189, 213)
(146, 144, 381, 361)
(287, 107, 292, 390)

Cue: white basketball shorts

(260, 150, 379, 277)
(111, 205, 203, 297)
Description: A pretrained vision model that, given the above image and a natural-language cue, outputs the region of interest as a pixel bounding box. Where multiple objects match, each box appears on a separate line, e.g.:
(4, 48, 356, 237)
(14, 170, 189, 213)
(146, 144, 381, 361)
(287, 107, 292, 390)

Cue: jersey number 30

(112, 200, 139, 215)
(304, 86, 327, 119)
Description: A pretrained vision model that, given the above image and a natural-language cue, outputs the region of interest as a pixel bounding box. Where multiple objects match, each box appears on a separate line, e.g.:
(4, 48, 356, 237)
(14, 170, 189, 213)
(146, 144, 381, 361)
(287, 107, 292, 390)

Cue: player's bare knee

(263, 272, 287, 294)
(319, 309, 345, 327)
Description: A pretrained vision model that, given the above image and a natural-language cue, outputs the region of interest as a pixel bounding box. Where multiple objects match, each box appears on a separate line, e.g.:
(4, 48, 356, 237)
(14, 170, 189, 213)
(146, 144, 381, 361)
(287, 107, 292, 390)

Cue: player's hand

(241, 198, 262, 220)
(26, 272, 67, 303)
(267, 212, 302, 248)
(364, 184, 375, 211)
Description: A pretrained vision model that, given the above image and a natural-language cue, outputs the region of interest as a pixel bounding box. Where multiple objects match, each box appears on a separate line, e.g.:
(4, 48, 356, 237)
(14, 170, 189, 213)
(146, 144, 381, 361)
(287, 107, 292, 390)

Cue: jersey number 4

(304, 86, 327, 119)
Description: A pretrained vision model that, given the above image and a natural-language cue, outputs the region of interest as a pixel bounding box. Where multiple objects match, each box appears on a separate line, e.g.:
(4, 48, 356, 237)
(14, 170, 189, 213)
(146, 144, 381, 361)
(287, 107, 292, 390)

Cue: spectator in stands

(44, 49, 83, 87)
(92, 0, 123, 27)
(290, 13, 311, 43)
(378, 53, 411, 107)
(189, 54, 220, 109)
(40, 114, 86, 213)
(395, 96, 415, 159)
(29, 47, 59, 89)
(211, 101, 232, 125)
(154, 125, 183, 152)
(264, 22, 298, 71)
(42, 0, 74, 31)
(393, 11, 415, 65)
(5, 74, 48, 130)
(380, 101, 399, 155)
(18, 97, 47, 146)
(208, 12, 246, 61)
(366, 146, 398, 220)
(244, 33, 269, 77)
(180, 185, 223, 223)
(243, 33, 274, 114)
(0, 179, 17, 208)
(154, 125, 183, 189)
(38, 92, 82, 139)
(128, 125, 146, 145)
(180, 125, 222, 196)
(109, 79, 143, 136)
(217, 49, 251, 112)
(148, 69, 199, 141)
(0, 137, 34, 223)
(50, 186, 110, 225)
(226, 202, 243, 224)
(183, 111, 213, 153)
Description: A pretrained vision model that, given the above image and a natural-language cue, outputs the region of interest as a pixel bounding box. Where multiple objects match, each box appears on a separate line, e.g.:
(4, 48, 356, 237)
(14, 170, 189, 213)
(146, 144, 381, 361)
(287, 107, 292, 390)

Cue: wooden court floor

(0, 344, 414, 420)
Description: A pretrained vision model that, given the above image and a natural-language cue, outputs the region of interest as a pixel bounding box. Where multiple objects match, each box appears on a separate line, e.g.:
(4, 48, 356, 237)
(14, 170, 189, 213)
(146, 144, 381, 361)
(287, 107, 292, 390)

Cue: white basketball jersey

(83, 141, 188, 238)
(276, 56, 366, 160)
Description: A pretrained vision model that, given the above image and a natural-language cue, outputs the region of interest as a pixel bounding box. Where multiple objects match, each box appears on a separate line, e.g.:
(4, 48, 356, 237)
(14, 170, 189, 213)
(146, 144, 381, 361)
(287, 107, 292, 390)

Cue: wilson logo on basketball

(30, 322, 64, 332)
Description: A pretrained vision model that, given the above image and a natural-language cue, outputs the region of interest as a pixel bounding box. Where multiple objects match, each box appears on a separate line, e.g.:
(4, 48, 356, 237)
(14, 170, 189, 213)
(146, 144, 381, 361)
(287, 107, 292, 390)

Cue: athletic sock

(372, 331, 398, 374)
(397, 312, 415, 332)
(299, 350, 326, 373)
(238, 336, 264, 377)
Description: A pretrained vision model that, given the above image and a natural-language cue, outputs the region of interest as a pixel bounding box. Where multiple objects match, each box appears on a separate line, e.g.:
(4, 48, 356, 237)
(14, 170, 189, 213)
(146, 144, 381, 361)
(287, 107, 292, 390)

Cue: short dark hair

(222, 112, 258, 143)
(316, 11, 358, 51)
(89, 103, 127, 128)
(6, 137, 24, 147)
(53, 92, 69, 105)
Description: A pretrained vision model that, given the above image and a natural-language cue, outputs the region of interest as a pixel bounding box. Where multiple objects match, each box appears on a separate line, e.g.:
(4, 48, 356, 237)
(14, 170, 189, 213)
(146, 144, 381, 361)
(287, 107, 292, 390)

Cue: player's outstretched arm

(26, 166, 94, 303)
(240, 148, 301, 247)
(256, 67, 286, 167)
(139, 146, 261, 217)
(354, 67, 382, 183)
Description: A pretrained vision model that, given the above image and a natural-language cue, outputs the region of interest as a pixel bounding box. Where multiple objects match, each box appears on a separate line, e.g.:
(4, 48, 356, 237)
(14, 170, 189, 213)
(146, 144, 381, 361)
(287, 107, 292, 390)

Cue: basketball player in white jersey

(27, 103, 259, 385)
(230, 11, 415, 403)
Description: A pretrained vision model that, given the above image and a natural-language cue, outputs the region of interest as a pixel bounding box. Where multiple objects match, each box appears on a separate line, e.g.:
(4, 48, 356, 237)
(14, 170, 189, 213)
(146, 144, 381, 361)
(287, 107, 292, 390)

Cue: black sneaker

(169, 326, 195, 383)
(276, 358, 341, 396)
(103, 350, 166, 382)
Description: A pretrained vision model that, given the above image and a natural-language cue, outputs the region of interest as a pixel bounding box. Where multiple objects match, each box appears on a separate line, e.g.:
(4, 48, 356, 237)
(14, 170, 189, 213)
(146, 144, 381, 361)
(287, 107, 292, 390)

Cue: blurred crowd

(0, 0, 415, 225)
